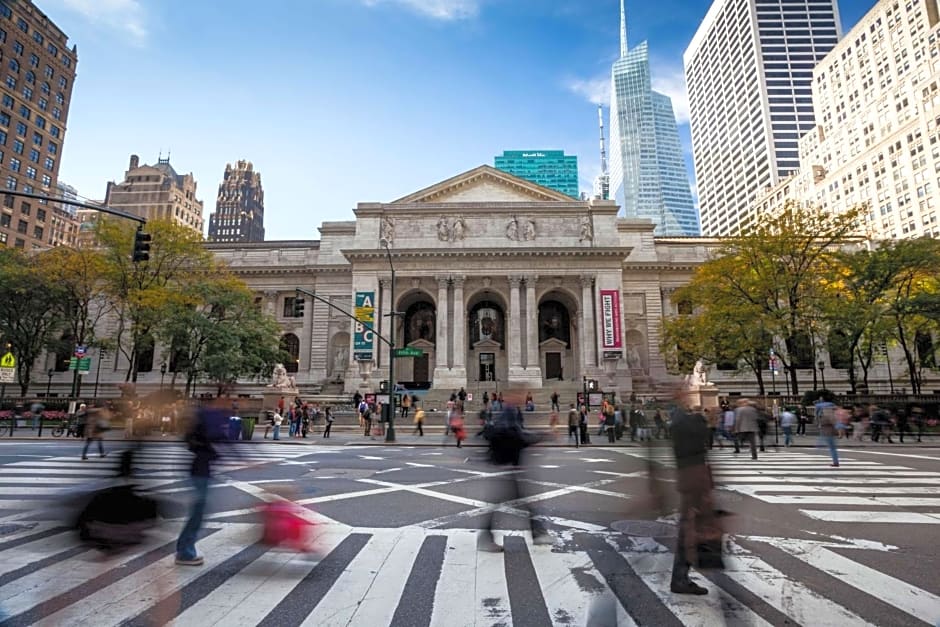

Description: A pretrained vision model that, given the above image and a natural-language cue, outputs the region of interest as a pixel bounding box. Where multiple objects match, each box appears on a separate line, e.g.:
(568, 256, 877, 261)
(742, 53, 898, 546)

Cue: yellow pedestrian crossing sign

(0, 352, 14, 368)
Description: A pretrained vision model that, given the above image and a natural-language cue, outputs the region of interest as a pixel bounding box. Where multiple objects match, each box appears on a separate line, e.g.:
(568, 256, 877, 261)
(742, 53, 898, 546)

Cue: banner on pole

(599, 289, 623, 350)
(353, 291, 376, 361)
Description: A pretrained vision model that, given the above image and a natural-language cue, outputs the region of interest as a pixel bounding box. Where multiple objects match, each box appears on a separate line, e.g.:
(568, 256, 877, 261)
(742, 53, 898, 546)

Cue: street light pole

(46, 368, 53, 398)
(160, 363, 167, 390)
(818, 360, 827, 392)
(93, 348, 106, 401)
(883, 342, 895, 394)
(381, 238, 397, 443)
(769, 348, 777, 395)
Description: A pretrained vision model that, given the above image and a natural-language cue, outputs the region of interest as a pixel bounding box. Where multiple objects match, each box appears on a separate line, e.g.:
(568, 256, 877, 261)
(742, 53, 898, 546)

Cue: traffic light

(293, 297, 305, 317)
(379, 380, 389, 393)
(132, 228, 151, 263)
(587, 379, 598, 391)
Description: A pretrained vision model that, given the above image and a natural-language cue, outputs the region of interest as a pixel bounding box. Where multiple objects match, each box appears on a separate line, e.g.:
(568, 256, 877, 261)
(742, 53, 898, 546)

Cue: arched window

(538, 300, 571, 346)
(53, 333, 73, 372)
(136, 336, 154, 373)
(280, 333, 300, 373)
(403, 302, 436, 345)
(24, 70, 33, 84)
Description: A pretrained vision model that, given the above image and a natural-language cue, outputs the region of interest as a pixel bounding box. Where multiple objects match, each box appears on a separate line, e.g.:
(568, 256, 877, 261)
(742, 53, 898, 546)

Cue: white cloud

(360, 0, 482, 20)
(49, 0, 147, 44)
(650, 61, 690, 125)
(563, 75, 609, 106)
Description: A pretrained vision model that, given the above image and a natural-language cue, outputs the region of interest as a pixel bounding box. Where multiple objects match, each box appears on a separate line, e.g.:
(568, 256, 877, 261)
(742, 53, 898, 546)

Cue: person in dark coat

(670, 402, 723, 594)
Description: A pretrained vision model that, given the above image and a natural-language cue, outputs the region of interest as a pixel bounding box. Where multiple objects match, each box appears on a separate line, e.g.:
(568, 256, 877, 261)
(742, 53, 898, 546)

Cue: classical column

(435, 276, 450, 370)
(508, 275, 523, 369)
(525, 275, 539, 369)
(580, 274, 596, 369)
(451, 276, 466, 373)
(378, 278, 391, 371)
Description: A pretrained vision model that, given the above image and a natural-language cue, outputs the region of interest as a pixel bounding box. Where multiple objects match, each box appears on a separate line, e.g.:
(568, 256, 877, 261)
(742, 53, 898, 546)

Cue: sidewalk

(2, 424, 937, 449)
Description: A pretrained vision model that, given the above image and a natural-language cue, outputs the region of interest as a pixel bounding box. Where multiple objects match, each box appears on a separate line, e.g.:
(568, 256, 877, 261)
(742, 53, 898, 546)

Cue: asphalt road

(0, 436, 937, 626)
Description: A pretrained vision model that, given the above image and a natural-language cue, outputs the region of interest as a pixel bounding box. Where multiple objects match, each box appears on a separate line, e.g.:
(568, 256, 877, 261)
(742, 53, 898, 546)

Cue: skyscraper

(494, 151, 579, 198)
(608, 1, 699, 236)
(105, 154, 204, 234)
(0, 0, 78, 250)
(684, 0, 841, 235)
(208, 160, 265, 243)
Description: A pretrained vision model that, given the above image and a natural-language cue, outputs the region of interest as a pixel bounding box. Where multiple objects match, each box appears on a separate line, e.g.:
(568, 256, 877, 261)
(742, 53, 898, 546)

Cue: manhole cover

(610, 520, 677, 537)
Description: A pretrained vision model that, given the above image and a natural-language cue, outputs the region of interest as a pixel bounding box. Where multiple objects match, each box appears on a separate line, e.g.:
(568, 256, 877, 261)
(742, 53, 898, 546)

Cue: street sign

(74, 345, 87, 358)
(78, 357, 91, 375)
(0, 367, 14, 383)
(393, 347, 423, 358)
(0, 352, 15, 368)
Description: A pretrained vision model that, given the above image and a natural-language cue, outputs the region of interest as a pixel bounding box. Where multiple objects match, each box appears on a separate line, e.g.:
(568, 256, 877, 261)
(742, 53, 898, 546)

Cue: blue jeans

(783, 426, 793, 446)
(288, 422, 296, 437)
(273, 425, 281, 440)
(820, 434, 839, 465)
(176, 475, 209, 560)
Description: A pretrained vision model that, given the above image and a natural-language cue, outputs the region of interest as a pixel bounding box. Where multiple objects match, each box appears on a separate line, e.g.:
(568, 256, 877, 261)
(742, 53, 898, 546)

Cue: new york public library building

(93, 165, 935, 405)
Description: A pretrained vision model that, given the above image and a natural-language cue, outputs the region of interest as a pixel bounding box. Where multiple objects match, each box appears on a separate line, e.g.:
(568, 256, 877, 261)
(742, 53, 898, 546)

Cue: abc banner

(353, 291, 376, 361)
(599, 289, 623, 350)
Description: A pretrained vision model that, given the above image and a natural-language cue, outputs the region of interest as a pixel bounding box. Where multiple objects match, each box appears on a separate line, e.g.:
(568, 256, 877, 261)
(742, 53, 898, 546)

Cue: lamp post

(160, 363, 167, 390)
(93, 348, 106, 401)
(882, 342, 895, 394)
(46, 368, 54, 398)
(818, 360, 827, 392)
(769, 348, 777, 395)
(380, 238, 397, 442)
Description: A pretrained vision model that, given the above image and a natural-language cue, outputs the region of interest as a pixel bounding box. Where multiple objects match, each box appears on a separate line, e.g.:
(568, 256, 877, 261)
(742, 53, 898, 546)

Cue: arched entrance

(538, 292, 576, 381)
(400, 291, 436, 386)
(468, 291, 507, 384)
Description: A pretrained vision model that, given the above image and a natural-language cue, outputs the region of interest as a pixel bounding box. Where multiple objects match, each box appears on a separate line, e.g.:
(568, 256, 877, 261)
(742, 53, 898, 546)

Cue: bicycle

(51, 418, 69, 437)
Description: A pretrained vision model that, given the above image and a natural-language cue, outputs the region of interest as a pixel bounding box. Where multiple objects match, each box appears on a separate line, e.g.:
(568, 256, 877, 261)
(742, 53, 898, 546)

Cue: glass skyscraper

(494, 151, 579, 198)
(608, 2, 699, 236)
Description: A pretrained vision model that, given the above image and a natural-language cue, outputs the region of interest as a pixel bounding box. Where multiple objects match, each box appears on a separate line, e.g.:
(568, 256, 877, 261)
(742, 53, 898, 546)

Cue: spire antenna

(620, 0, 628, 56)
(598, 105, 608, 176)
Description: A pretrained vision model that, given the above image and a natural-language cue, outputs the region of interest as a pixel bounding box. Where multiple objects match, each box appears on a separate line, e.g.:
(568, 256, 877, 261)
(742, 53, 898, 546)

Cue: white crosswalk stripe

(0, 444, 324, 510)
(709, 452, 940, 524)
(0, 520, 935, 626)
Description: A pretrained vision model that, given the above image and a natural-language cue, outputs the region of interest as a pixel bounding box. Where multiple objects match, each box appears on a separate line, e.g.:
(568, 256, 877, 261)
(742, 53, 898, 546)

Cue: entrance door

(479, 353, 495, 382)
(413, 354, 430, 383)
(545, 352, 562, 379)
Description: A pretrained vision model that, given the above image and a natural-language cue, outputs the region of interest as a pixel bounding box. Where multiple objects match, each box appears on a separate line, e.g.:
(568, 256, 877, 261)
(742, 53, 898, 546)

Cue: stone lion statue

(268, 363, 293, 388)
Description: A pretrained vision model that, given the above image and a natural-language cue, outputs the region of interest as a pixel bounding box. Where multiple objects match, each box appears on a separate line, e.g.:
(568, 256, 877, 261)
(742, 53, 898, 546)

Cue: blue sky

(43, 0, 875, 240)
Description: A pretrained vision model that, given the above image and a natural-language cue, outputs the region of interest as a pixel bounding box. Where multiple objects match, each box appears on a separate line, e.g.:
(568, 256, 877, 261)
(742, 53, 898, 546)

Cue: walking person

(567, 403, 580, 447)
(780, 407, 796, 447)
(176, 398, 225, 566)
(603, 401, 616, 443)
(796, 408, 807, 436)
(413, 404, 425, 436)
(579, 404, 590, 445)
(271, 410, 283, 441)
(912, 406, 926, 442)
(400, 393, 412, 419)
(733, 399, 759, 460)
(817, 402, 840, 467)
(550, 390, 560, 413)
(81, 407, 109, 460)
(322, 406, 334, 438)
(896, 408, 910, 443)
(263, 410, 275, 439)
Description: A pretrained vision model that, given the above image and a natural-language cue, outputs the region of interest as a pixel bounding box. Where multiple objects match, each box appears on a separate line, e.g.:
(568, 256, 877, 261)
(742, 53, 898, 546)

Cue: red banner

(599, 289, 622, 350)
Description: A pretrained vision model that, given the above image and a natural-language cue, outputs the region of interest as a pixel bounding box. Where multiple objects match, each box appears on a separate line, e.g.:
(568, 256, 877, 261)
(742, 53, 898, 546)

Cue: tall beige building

(0, 0, 78, 250)
(104, 154, 204, 234)
(793, 0, 940, 239)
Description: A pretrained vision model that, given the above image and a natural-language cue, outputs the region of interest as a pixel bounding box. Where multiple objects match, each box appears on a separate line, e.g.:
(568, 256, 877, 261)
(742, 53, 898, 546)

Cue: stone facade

(207, 160, 265, 243)
(104, 154, 204, 234)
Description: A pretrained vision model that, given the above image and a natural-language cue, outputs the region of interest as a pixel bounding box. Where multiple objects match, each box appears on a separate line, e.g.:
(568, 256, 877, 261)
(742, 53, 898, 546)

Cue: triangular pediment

(392, 165, 577, 204)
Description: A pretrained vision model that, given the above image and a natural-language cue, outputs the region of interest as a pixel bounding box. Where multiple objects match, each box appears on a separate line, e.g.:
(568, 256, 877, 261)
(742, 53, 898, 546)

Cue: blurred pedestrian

(796, 407, 807, 435)
(733, 399, 759, 460)
(567, 403, 580, 447)
(550, 390, 560, 412)
(271, 410, 283, 440)
(896, 408, 910, 443)
(176, 398, 225, 566)
(670, 400, 723, 594)
(322, 406, 334, 438)
(413, 404, 426, 436)
(603, 400, 616, 443)
(579, 403, 590, 445)
(912, 406, 926, 442)
(479, 396, 547, 552)
(817, 402, 839, 467)
(400, 393, 412, 419)
(75, 402, 88, 439)
(780, 407, 796, 447)
(870, 405, 893, 443)
(81, 407, 109, 460)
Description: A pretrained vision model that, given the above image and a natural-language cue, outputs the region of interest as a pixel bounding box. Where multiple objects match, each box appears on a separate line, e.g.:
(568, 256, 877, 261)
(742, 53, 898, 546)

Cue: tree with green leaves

(661, 201, 865, 395)
(0, 249, 64, 395)
(96, 218, 215, 383)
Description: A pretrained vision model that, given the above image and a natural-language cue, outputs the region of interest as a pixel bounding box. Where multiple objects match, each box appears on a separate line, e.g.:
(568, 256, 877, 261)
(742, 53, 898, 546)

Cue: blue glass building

(494, 151, 579, 198)
(608, 2, 699, 236)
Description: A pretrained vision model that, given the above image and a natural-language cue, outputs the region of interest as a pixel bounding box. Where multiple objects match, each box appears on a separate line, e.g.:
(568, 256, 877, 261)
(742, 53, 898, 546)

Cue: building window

(32, 225, 41, 239)
(36, 97, 45, 110)
(2, 94, 12, 108)
(16, 18, 27, 33)
(0, 232, 6, 244)
(61, 56, 70, 68)
(11, 42, 21, 56)
(47, 44, 57, 57)
(43, 64, 52, 79)
(0, 214, 9, 227)
(54, 92, 63, 104)
(25, 166, 35, 180)
(4, 76, 14, 89)
(20, 86, 30, 100)
(34, 116, 44, 129)
(16, 219, 26, 233)
(9, 157, 19, 171)
(28, 54, 38, 68)
(51, 106, 59, 120)
(20, 202, 29, 215)
(31, 132, 40, 145)
(14, 122, 25, 136)
(0, 113, 7, 127)
(6, 176, 15, 190)
(280, 334, 300, 373)
(57, 77, 66, 89)
(40, 81, 49, 95)
(47, 141, 56, 154)
(40, 174, 49, 187)
(13, 238, 23, 248)
(36, 208, 45, 221)
(7, 59, 17, 72)
(43, 156, 52, 169)
(17, 104, 28, 119)
(13, 140, 22, 154)
(24, 69, 33, 83)
(50, 125, 59, 138)
(28, 148, 37, 162)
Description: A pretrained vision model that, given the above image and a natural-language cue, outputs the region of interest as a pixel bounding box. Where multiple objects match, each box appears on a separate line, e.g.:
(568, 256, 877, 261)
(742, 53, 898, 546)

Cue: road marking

(843, 450, 940, 462)
(0, 530, 83, 577)
(723, 539, 876, 626)
(723, 484, 940, 495)
(716, 476, 940, 485)
(799, 510, 940, 524)
(712, 470, 940, 477)
(299, 529, 423, 626)
(430, 530, 477, 627)
(579, 458, 614, 463)
(358, 455, 385, 460)
(539, 464, 560, 468)
(735, 494, 940, 506)
(475, 536, 511, 626)
(373, 467, 403, 474)
(748, 536, 940, 625)
(529, 542, 625, 626)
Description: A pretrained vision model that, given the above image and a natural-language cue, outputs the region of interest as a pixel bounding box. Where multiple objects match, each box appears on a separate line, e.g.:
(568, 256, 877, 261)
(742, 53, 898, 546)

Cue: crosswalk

(0, 443, 323, 513)
(0, 518, 935, 626)
(613, 446, 940, 526)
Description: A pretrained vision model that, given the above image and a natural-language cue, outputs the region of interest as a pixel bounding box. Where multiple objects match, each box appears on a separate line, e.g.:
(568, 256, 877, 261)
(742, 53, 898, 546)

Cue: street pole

(46, 369, 53, 398)
(883, 343, 895, 394)
(769, 348, 776, 395)
(381, 239, 397, 443)
(94, 349, 105, 401)
(818, 360, 827, 392)
(1, 383, 7, 436)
